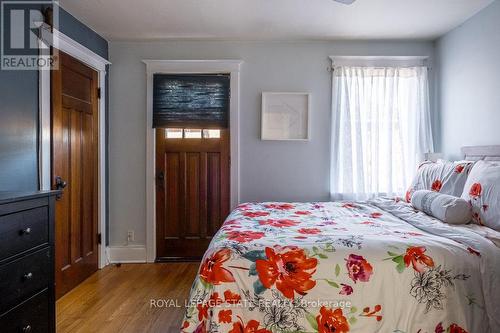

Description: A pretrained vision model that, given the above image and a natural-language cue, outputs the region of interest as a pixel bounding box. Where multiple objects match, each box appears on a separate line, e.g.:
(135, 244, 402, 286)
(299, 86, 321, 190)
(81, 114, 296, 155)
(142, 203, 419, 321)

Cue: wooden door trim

(38, 27, 110, 269)
(144, 60, 243, 263)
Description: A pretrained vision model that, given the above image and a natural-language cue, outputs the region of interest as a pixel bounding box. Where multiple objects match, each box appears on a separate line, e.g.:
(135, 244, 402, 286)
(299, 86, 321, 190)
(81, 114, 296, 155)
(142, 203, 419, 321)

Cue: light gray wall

(108, 40, 435, 246)
(436, 1, 500, 160)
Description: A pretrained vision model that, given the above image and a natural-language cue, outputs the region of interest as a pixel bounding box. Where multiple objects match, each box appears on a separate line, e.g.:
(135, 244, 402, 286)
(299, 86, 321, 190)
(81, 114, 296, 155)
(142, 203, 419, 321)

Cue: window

(164, 128, 221, 139)
(202, 129, 221, 139)
(183, 129, 202, 139)
(330, 65, 434, 200)
(165, 128, 183, 138)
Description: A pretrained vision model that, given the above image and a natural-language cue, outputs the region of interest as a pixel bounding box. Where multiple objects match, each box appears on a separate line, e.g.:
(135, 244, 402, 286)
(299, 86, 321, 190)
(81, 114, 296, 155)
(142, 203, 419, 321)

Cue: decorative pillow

(461, 160, 500, 230)
(406, 160, 474, 202)
(411, 190, 472, 224)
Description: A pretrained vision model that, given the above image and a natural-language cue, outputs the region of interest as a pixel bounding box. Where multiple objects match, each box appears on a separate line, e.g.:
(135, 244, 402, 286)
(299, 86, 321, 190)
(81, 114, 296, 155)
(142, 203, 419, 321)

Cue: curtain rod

(328, 55, 431, 72)
(328, 65, 432, 72)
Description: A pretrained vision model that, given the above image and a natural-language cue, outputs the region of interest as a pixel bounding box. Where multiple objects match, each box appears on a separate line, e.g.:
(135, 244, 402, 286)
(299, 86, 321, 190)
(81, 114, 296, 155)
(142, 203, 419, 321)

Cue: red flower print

(242, 211, 270, 218)
(455, 164, 465, 173)
(182, 321, 190, 329)
(199, 249, 235, 285)
(361, 221, 375, 225)
(229, 318, 271, 333)
(295, 210, 312, 215)
(208, 292, 223, 307)
(467, 247, 481, 257)
(256, 247, 317, 299)
(193, 322, 207, 333)
(339, 283, 353, 295)
(236, 203, 253, 210)
(448, 323, 468, 333)
(472, 212, 483, 225)
(224, 290, 241, 304)
(226, 230, 265, 243)
(431, 180, 442, 192)
(370, 212, 382, 218)
(197, 303, 209, 321)
(342, 203, 357, 209)
(218, 309, 232, 323)
(264, 203, 295, 210)
(298, 228, 321, 235)
(361, 305, 382, 322)
(224, 219, 239, 226)
(435, 322, 444, 333)
(404, 246, 434, 273)
(259, 219, 299, 228)
(469, 183, 482, 198)
(345, 254, 373, 283)
(316, 306, 349, 333)
(405, 189, 413, 203)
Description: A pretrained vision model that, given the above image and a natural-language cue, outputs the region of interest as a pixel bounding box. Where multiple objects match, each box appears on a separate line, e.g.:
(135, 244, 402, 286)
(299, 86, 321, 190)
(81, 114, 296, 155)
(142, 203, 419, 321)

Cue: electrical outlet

(127, 230, 135, 243)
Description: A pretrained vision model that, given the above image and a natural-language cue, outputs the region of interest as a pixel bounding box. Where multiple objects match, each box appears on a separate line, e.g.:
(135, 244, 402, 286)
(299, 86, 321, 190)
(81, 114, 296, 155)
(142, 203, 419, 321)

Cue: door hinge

(97, 87, 101, 99)
(97, 233, 102, 245)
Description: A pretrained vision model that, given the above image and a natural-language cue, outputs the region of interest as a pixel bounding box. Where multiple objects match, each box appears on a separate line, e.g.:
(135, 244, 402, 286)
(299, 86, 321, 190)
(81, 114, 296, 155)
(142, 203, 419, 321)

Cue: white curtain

(330, 66, 434, 200)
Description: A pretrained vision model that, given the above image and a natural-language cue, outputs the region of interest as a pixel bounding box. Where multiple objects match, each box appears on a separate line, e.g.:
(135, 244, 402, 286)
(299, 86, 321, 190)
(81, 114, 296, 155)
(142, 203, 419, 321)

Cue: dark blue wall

(0, 3, 108, 191)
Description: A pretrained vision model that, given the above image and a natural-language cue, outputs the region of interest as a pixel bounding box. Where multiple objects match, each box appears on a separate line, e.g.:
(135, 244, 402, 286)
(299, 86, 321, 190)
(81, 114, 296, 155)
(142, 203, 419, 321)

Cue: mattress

(181, 198, 500, 333)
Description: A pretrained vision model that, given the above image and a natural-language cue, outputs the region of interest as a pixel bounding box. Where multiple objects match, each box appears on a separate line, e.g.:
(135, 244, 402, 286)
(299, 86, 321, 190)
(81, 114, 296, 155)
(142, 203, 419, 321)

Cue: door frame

(39, 25, 111, 269)
(143, 59, 243, 263)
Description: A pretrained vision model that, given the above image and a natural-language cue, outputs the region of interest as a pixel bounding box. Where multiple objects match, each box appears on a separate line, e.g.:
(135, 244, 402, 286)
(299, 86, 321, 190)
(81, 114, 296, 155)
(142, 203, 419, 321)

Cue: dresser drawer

(0, 248, 51, 311)
(0, 289, 50, 333)
(0, 207, 49, 261)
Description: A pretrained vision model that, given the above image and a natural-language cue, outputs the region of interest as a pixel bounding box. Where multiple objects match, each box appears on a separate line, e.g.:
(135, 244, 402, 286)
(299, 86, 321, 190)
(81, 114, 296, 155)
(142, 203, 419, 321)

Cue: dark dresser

(0, 191, 58, 333)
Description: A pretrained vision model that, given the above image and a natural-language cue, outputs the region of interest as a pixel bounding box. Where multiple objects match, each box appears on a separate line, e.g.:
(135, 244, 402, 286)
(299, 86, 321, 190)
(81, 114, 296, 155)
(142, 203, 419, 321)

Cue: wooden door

(52, 51, 99, 298)
(156, 129, 230, 260)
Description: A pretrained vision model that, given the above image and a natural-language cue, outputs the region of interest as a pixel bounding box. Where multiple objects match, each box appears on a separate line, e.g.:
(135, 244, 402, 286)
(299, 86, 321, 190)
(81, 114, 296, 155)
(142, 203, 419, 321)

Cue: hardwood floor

(56, 263, 199, 333)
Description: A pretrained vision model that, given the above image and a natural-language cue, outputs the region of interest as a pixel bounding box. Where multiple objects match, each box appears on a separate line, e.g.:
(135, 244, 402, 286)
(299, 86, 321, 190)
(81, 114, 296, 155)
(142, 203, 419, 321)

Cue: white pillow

(406, 160, 474, 202)
(461, 160, 500, 231)
(411, 190, 472, 224)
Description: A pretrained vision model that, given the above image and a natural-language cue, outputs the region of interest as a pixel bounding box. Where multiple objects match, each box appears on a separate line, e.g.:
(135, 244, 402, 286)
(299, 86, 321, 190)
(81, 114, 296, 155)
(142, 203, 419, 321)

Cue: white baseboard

(107, 245, 147, 263)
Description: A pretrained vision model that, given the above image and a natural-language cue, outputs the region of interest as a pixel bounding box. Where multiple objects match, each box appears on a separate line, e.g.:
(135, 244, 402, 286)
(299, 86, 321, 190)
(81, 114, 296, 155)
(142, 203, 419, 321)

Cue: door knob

(156, 171, 165, 187)
(55, 176, 67, 199)
(55, 176, 67, 189)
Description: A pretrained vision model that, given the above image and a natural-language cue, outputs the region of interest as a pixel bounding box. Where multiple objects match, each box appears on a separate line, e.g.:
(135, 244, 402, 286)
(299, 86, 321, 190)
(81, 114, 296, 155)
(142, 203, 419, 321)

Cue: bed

(182, 146, 500, 333)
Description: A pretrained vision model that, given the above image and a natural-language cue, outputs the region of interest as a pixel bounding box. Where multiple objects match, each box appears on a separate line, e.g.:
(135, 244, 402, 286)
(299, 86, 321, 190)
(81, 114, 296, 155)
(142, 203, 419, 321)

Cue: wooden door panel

(52, 51, 99, 298)
(186, 153, 201, 237)
(207, 152, 221, 236)
(55, 107, 71, 271)
(69, 109, 82, 264)
(164, 152, 180, 238)
(156, 129, 230, 260)
(82, 112, 95, 257)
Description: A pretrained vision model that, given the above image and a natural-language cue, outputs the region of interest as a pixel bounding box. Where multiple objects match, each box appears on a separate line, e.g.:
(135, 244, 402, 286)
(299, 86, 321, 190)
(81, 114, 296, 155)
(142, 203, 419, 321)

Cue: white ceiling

(59, 0, 494, 41)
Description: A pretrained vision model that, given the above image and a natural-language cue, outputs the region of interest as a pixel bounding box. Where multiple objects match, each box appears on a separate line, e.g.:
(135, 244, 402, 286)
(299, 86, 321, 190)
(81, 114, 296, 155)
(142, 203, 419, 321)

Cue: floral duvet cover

(182, 198, 500, 333)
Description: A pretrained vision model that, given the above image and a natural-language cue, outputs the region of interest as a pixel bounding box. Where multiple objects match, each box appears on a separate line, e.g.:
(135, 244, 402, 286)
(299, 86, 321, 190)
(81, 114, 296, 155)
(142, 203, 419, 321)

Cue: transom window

(165, 128, 221, 139)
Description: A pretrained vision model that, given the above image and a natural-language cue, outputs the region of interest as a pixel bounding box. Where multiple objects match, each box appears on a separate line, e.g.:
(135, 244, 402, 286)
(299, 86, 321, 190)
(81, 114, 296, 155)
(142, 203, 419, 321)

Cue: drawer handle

(20, 227, 32, 235)
(23, 272, 33, 280)
(22, 324, 32, 333)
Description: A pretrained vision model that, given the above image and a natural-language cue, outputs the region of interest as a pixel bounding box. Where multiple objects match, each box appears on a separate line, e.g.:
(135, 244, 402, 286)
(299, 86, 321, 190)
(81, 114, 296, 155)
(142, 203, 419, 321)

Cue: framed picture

(261, 92, 311, 141)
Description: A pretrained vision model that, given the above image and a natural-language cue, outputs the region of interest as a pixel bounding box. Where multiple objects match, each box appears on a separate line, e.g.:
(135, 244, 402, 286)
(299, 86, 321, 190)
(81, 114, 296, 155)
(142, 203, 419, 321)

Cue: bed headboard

(461, 145, 500, 161)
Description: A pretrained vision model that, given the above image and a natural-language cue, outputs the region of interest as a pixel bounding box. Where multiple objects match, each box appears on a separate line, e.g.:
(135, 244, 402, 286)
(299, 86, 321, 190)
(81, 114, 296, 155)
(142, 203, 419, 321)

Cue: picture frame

(261, 92, 311, 141)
